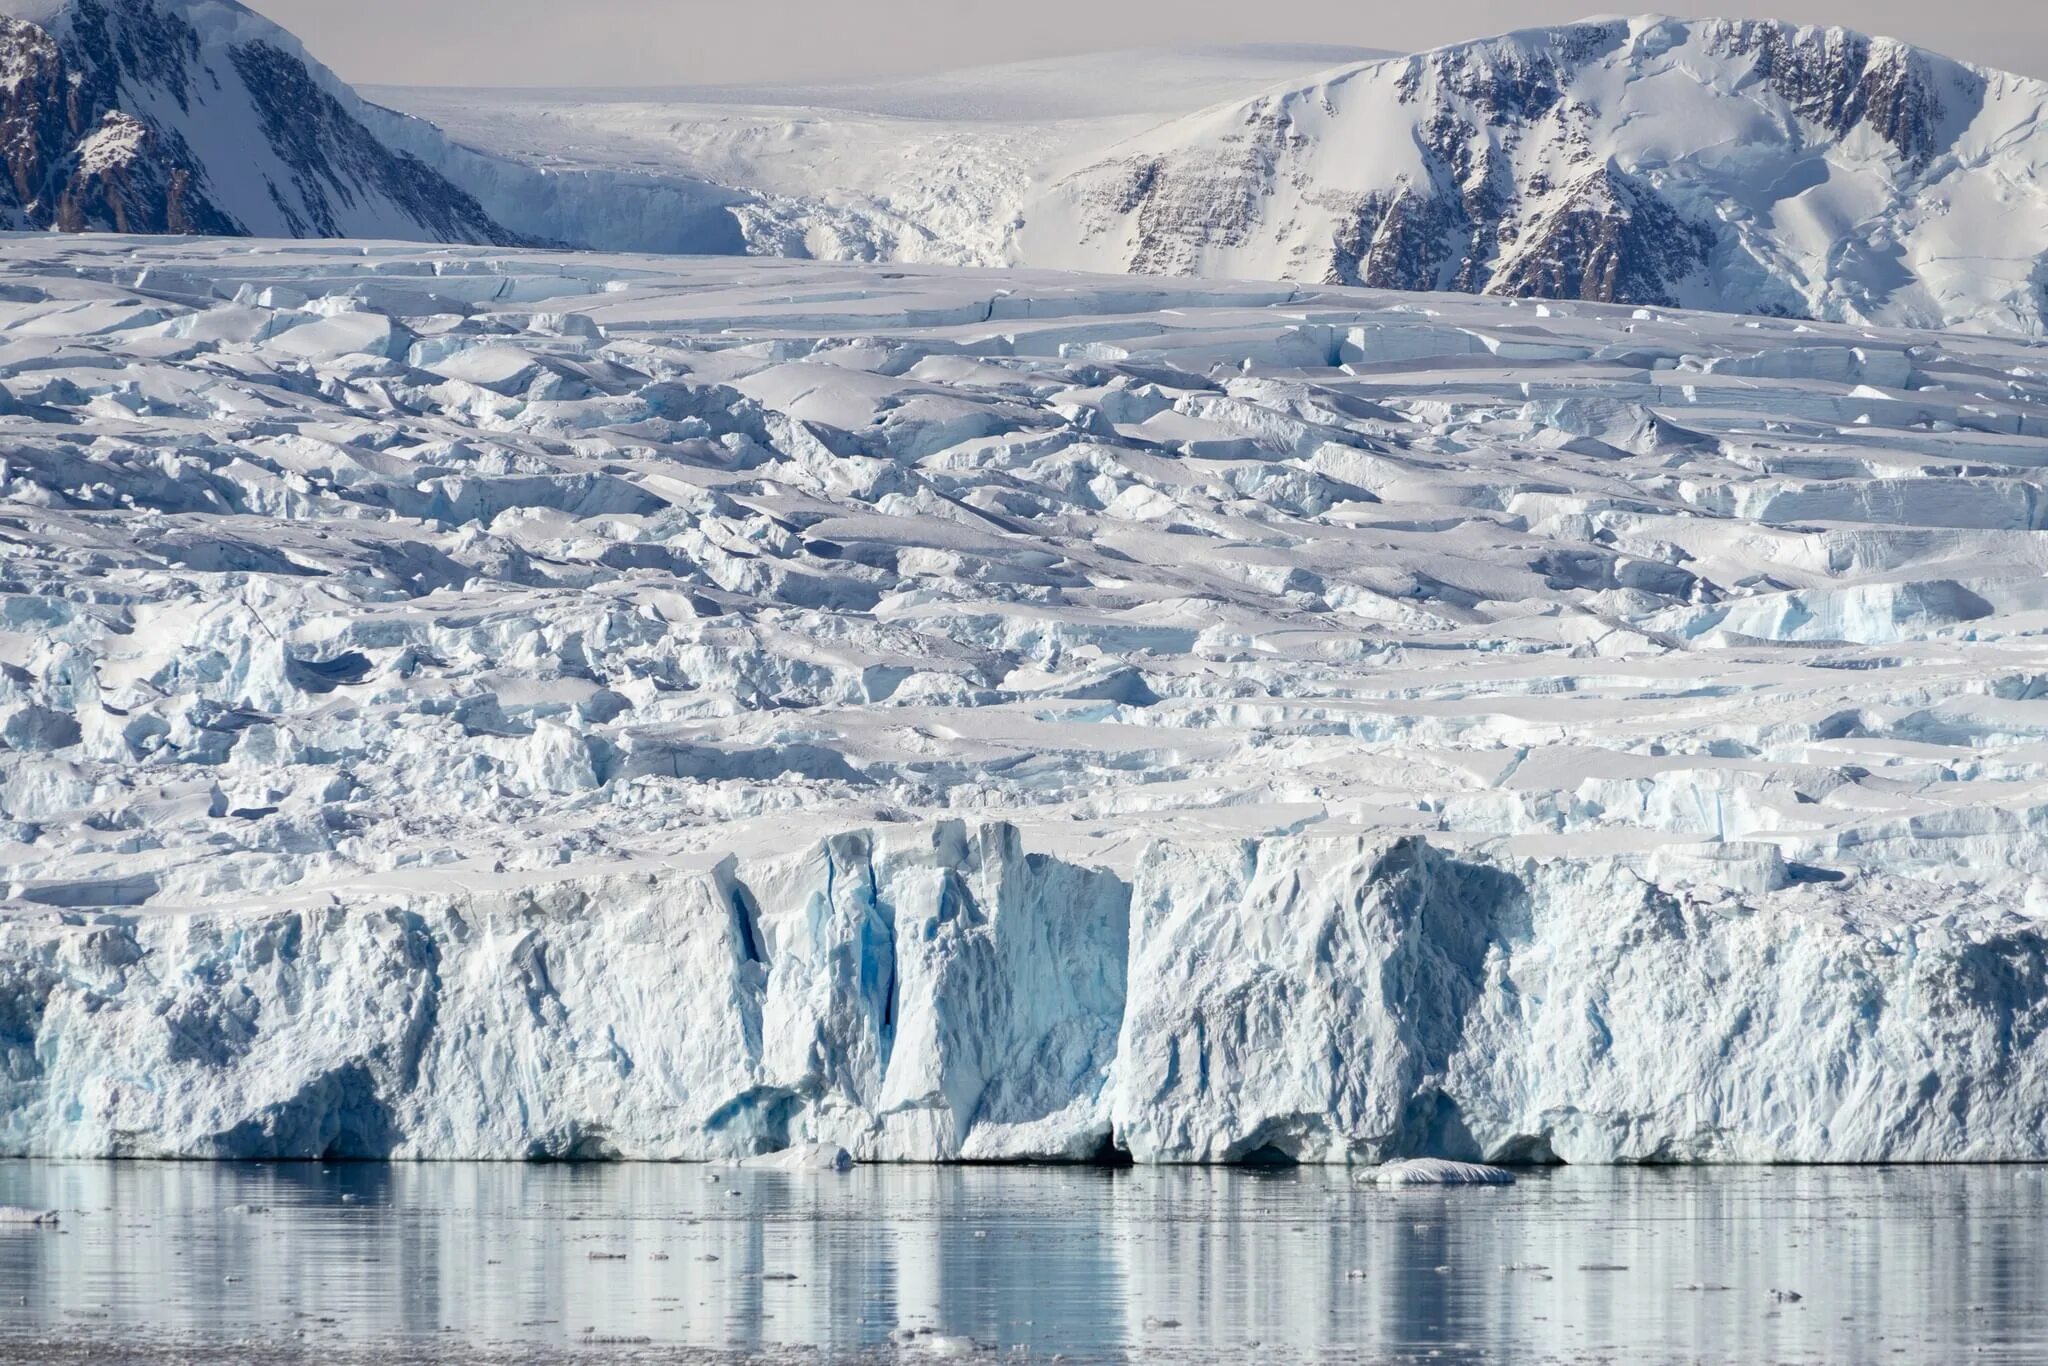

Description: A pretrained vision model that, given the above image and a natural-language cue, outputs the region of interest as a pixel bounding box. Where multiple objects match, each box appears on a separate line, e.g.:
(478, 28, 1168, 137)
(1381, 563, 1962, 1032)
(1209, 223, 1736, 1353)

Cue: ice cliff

(2, 240, 2048, 1162)
(7, 824, 2045, 1164)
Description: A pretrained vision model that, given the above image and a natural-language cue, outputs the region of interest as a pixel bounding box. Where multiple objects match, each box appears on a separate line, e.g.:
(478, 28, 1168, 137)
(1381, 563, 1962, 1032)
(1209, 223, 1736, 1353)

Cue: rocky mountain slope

(0, 0, 519, 239)
(3, 239, 2048, 1162)
(0, 0, 747, 253)
(1022, 16, 2048, 332)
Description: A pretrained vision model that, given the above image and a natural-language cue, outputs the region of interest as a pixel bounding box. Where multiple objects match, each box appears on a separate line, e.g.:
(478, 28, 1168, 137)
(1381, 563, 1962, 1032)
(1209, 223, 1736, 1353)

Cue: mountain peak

(1397, 14, 1948, 68)
(0, 0, 515, 241)
(1022, 12, 2042, 332)
(4, 0, 268, 32)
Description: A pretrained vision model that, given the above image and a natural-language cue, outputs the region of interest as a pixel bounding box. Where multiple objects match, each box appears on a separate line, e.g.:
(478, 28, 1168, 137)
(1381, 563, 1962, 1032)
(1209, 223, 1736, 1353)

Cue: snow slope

(3, 239, 2048, 1164)
(0, 0, 745, 253)
(376, 44, 1392, 270)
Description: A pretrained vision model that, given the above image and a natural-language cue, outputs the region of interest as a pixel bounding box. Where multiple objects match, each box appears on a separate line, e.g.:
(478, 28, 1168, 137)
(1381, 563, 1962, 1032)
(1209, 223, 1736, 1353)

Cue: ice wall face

(2, 240, 2048, 1161)
(6, 826, 2047, 1162)
(1117, 838, 2048, 1165)
(0, 821, 1133, 1161)
(1113, 837, 1517, 1165)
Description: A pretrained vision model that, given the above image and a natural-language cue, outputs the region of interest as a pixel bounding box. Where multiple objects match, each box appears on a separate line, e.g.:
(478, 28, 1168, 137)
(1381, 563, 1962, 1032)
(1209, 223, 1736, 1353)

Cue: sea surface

(2, 1161, 2044, 1363)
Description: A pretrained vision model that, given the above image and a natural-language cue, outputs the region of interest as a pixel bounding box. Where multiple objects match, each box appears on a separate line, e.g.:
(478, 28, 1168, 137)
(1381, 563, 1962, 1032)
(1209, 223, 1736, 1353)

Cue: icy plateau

(3, 239, 2048, 1166)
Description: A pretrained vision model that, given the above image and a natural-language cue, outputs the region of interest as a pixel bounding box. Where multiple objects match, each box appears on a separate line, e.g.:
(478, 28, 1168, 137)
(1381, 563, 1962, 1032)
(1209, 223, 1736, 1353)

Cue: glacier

(2, 238, 2048, 1164)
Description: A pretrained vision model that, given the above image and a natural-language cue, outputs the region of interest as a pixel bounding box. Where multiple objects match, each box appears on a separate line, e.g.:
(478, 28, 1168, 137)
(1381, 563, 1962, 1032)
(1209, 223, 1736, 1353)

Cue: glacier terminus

(1, 238, 2046, 1167)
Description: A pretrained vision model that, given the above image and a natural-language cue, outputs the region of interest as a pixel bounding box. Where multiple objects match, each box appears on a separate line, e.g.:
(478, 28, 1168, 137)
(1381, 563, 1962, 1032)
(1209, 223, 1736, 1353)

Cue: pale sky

(244, 1, 2048, 89)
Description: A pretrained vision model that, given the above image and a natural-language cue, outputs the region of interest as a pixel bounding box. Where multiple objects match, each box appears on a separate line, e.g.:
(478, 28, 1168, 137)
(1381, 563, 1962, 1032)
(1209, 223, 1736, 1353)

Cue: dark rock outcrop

(0, 0, 516, 242)
(1037, 16, 2007, 321)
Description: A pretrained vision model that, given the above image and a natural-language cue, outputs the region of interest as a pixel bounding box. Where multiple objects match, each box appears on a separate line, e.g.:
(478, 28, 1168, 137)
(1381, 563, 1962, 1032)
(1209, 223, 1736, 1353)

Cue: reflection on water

(3, 1162, 2046, 1362)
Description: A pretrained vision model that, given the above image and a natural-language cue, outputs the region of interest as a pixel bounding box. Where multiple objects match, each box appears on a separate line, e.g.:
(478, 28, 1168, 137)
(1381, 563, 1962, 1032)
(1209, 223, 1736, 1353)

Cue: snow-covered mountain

(0, 0, 748, 253)
(0, 0, 519, 240)
(377, 43, 1394, 271)
(11, 7, 2047, 334)
(1023, 16, 2048, 332)
(377, 16, 2048, 334)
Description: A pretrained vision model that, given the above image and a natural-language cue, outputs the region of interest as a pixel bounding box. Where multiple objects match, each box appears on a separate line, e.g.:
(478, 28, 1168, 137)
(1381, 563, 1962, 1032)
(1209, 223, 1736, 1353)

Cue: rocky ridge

(1022, 16, 2048, 332)
(0, 0, 515, 241)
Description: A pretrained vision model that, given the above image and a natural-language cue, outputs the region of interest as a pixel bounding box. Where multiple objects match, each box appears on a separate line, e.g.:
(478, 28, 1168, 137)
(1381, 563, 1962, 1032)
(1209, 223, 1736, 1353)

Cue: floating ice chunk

(1360, 1161, 1516, 1187)
(893, 1330, 982, 1357)
(0, 1207, 59, 1225)
(735, 1144, 854, 1172)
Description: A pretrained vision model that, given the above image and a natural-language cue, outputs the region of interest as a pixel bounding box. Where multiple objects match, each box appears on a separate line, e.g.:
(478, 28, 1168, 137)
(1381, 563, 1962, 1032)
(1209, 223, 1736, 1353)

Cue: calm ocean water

(2, 1161, 2044, 1362)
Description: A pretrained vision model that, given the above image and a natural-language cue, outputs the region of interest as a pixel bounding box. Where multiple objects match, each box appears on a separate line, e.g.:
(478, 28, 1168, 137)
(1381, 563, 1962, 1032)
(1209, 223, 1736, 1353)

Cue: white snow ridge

(2, 238, 2048, 1166)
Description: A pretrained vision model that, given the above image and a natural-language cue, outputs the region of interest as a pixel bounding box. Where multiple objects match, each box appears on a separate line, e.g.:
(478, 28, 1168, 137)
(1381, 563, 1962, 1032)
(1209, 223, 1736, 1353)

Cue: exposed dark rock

(1705, 19, 1974, 166)
(1048, 17, 1996, 316)
(1490, 163, 1714, 306)
(0, 0, 519, 243)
